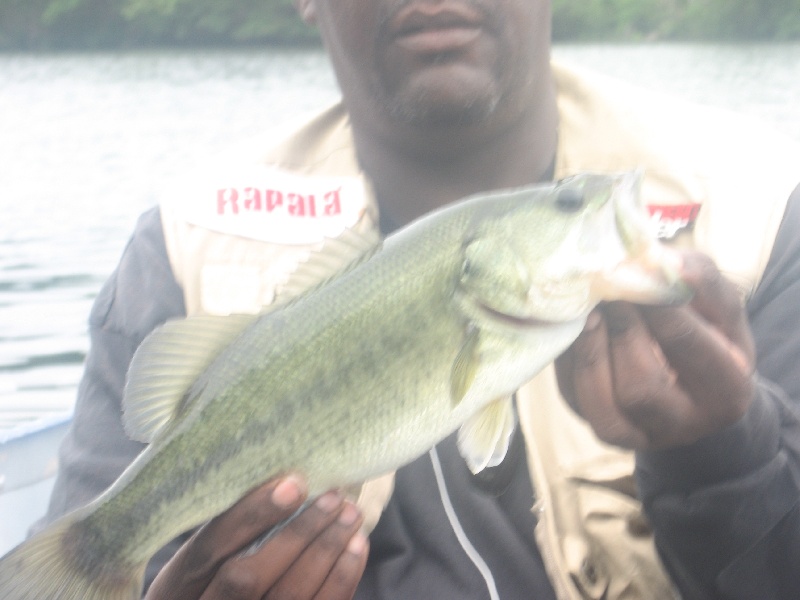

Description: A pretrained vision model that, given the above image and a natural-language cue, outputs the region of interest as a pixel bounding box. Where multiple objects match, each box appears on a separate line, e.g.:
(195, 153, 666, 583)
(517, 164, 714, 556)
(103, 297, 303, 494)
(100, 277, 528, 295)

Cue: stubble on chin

(380, 78, 502, 128)
(371, 0, 507, 129)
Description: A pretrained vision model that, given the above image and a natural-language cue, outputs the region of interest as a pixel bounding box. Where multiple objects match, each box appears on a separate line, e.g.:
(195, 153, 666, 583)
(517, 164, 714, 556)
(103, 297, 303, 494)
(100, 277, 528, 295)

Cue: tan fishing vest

(160, 63, 799, 599)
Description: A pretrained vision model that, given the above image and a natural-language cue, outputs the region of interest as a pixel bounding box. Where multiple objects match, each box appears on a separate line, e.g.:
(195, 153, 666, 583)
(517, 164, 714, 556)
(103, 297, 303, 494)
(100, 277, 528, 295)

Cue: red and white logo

(165, 164, 371, 245)
(647, 203, 701, 240)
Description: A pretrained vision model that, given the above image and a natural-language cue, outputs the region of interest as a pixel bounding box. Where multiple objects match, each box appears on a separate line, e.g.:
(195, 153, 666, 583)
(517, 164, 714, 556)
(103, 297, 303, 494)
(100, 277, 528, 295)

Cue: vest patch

(164, 165, 371, 245)
(647, 203, 701, 240)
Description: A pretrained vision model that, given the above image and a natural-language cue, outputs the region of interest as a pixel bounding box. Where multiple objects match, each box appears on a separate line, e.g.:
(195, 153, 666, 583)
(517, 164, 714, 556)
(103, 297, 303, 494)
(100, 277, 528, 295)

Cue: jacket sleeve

(636, 184, 800, 599)
(36, 206, 190, 586)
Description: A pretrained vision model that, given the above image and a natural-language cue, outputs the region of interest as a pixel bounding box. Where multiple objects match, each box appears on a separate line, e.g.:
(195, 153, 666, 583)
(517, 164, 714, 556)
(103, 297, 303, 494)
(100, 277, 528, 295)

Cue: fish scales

(0, 172, 690, 599)
(74, 198, 473, 569)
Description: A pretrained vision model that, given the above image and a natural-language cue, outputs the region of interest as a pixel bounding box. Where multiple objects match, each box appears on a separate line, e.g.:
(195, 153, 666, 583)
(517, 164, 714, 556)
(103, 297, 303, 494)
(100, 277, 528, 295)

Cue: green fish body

(0, 172, 689, 599)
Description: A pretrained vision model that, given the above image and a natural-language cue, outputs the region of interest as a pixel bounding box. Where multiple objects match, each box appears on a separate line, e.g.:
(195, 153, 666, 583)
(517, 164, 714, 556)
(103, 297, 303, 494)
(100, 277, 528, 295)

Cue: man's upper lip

(388, 2, 484, 37)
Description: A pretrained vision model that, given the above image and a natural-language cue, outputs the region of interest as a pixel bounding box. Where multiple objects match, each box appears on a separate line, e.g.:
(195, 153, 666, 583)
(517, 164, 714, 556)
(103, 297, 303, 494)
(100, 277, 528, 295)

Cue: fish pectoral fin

(123, 313, 257, 443)
(450, 325, 481, 406)
(457, 396, 517, 474)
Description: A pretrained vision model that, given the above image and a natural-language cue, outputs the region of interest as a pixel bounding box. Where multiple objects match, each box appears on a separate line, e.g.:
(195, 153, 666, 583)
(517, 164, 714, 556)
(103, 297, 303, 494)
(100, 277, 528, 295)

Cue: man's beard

(379, 76, 502, 128)
(372, 0, 506, 128)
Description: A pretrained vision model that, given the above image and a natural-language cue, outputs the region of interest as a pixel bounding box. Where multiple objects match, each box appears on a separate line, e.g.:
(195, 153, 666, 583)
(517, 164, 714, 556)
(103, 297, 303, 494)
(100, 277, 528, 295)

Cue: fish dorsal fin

(274, 226, 382, 305)
(123, 313, 257, 443)
(457, 396, 517, 474)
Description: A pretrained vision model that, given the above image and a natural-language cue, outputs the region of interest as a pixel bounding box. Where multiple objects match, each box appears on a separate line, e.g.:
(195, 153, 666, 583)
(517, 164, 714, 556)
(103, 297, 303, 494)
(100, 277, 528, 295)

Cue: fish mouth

(475, 301, 559, 329)
(387, 2, 486, 53)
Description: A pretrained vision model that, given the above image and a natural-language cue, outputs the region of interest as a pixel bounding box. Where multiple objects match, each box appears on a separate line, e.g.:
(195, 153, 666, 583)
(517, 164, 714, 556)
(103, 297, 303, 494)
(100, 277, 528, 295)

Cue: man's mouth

(388, 2, 485, 54)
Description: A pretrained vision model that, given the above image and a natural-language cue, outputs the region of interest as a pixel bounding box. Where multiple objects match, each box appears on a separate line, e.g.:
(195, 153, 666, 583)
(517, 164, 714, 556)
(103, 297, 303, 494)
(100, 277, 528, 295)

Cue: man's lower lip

(393, 27, 482, 53)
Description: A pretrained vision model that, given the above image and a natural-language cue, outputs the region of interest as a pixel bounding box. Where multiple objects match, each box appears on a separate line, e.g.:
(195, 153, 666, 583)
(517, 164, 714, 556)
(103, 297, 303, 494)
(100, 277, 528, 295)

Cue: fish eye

(554, 188, 585, 213)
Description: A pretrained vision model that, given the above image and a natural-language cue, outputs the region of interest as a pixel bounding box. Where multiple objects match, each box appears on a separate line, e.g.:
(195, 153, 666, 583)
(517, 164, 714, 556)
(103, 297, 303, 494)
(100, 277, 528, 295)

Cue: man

(42, 0, 800, 598)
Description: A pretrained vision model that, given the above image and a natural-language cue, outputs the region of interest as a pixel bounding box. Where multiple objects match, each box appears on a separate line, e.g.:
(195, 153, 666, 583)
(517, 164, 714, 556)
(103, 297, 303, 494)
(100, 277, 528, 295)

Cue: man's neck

(351, 76, 559, 229)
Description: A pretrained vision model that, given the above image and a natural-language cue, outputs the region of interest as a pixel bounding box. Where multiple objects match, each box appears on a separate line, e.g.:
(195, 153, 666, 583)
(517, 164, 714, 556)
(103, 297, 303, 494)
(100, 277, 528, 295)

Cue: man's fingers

(557, 303, 713, 449)
(146, 475, 308, 600)
(642, 303, 754, 428)
(200, 491, 348, 598)
(640, 254, 755, 425)
(556, 253, 759, 450)
(556, 308, 648, 448)
(192, 476, 307, 569)
(265, 500, 367, 599)
(661, 252, 754, 366)
(314, 532, 370, 600)
(146, 477, 369, 600)
(602, 302, 699, 446)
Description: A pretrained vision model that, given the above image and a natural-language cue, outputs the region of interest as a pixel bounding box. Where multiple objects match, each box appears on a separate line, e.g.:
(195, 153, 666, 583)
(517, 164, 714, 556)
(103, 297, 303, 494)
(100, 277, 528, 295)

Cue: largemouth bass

(0, 172, 689, 599)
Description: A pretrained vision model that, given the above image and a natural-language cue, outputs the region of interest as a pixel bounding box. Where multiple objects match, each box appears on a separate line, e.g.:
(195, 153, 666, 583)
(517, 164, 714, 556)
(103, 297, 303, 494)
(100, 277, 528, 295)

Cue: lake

(0, 43, 798, 546)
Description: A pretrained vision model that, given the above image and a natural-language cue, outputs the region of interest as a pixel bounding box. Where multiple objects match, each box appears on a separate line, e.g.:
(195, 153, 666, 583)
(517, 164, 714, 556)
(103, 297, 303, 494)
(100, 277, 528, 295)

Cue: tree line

(1, 0, 799, 50)
(553, 0, 800, 41)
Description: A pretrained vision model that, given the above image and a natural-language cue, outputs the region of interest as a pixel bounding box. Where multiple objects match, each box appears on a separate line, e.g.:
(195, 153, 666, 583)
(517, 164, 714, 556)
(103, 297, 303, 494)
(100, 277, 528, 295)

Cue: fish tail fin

(0, 513, 145, 600)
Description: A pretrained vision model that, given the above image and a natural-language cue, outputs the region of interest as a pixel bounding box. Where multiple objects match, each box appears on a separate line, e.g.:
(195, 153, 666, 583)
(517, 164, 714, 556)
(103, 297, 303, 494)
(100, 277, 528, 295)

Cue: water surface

(1, 43, 798, 420)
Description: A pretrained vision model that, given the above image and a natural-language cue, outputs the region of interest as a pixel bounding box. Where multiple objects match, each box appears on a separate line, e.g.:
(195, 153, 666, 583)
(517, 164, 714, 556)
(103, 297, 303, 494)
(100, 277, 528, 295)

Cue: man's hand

(145, 475, 369, 600)
(556, 251, 756, 450)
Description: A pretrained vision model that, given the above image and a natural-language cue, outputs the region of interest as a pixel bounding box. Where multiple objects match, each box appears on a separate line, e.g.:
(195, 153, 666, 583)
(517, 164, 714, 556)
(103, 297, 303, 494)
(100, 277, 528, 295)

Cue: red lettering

(243, 188, 262, 211)
(647, 205, 664, 218)
(217, 189, 239, 215)
(647, 203, 701, 223)
(287, 193, 316, 217)
(265, 189, 283, 212)
(323, 188, 342, 216)
(216, 185, 348, 218)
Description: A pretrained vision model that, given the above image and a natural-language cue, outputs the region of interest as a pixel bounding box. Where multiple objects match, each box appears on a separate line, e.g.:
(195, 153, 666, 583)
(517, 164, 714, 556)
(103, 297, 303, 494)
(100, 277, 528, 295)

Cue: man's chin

(382, 74, 502, 128)
(388, 94, 498, 128)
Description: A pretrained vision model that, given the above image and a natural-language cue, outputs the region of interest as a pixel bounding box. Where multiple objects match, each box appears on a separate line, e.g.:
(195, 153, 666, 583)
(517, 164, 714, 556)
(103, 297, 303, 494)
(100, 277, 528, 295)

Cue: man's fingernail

(347, 532, 368, 556)
(585, 309, 602, 331)
(271, 475, 305, 509)
(315, 490, 343, 513)
(338, 502, 360, 526)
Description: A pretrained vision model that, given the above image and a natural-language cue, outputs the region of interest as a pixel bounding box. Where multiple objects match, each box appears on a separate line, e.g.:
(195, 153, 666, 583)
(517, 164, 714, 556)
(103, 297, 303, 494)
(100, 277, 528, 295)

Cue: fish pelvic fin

(0, 514, 145, 600)
(457, 396, 517, 474)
